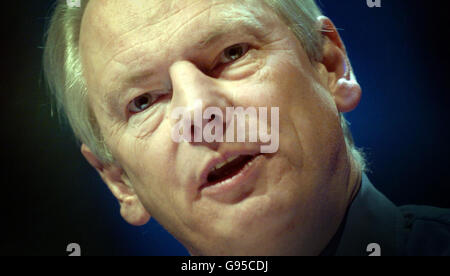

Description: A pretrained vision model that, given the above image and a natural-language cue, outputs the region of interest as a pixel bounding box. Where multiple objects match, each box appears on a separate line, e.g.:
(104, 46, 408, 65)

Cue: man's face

(80, 0, 354, 255)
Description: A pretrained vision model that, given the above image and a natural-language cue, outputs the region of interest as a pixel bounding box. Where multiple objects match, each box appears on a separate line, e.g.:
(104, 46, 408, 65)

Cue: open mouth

(202, 154, 258, 189)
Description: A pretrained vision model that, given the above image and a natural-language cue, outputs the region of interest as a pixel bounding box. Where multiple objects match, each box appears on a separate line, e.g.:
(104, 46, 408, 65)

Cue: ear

(81, 144, 151, 226)
(316, 16, 362, 113)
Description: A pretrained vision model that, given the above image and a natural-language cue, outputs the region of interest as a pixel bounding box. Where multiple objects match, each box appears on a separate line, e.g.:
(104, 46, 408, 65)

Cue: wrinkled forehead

(80, 0, 266, 57)
(80, 0, 181, 50)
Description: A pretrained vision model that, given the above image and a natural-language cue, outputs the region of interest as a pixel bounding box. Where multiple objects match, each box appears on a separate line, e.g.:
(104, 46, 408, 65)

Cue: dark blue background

(2, 0, 449, 255)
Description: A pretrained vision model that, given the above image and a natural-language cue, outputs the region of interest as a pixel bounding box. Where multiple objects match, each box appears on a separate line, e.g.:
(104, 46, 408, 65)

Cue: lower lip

(200, 154, 264, 197)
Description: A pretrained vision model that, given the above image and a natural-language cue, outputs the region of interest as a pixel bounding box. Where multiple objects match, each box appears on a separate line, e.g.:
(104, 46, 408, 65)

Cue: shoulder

(398, 205, 450, 256)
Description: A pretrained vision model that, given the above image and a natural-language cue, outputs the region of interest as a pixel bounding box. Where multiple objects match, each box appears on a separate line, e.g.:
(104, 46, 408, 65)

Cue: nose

(169, 60, 229, 109)
(169, 60, 230, 148)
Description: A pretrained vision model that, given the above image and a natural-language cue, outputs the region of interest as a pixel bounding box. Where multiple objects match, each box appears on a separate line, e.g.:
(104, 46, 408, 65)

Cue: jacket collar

(321, 173, 403, 256)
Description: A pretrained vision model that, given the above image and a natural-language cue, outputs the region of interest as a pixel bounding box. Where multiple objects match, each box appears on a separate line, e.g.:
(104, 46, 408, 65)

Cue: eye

(128, 93, 155, 114)
(219, 43, 250, 64)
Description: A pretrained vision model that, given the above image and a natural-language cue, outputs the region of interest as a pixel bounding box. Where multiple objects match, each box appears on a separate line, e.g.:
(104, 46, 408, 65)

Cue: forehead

(80, 0, 264, 59)
(81, 0, 186, 50)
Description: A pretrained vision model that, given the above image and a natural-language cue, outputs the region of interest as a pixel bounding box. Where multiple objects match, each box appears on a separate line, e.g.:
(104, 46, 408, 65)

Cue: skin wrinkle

(101, 19, 267, 121)
(93, 0, 182, 63)
(233, 50, 264, 80)
(79, 0, 361, 255)
(90, 95, 124, 146)
(100, 68, 165, 140)
(100, 22, 154, 61)
(114, 30, 264, 126)
(106, 124, 125, 160)
(99, 46, 160, 115)
(172, 150, 200, 237)
(226, 49, 267, 101)
(105, 35, 162, 70)
(85, 6, 181, 107)
(188, 3, 266, 51)
(111, 2, 264, 74)
(165, 3, 220, 47)
(129, 101, 168, 139)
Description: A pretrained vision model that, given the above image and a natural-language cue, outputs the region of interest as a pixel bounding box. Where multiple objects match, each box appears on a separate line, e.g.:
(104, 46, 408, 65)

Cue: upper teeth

(212, 156, 240, 171)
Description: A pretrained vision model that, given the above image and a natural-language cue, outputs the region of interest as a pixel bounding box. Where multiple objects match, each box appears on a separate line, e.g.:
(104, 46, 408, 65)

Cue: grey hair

(43, 0, 366, 171)
(43, 0, 113, 163)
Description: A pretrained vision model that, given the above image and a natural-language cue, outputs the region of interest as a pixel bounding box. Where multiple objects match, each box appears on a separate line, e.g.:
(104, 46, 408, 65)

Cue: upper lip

(198, 149, 261, 190)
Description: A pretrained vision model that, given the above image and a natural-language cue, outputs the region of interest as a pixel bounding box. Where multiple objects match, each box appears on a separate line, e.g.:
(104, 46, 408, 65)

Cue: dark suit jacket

(321, 174, 450, 256)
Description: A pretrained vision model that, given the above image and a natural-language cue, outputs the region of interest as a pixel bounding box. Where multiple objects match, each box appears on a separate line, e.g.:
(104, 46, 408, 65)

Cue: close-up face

(79, 0, 358, 255)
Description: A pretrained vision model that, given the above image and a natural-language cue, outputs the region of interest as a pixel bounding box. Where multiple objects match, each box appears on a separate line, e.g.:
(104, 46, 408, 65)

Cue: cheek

(119, 132, 172, 185)
(107, 121, 165, 186)
(113, 120, 191, 204)
(292, 82, 342, 167)
(113, 132, 179, 220)
(254, 51, 342, 170)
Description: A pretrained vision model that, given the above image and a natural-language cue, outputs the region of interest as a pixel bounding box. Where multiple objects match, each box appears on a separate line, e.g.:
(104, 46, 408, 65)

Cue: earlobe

(81, 144, 151, 226)
(120, 195, 151, 226)
(119, 175, 151, 226)
(334, 78, 362, 113)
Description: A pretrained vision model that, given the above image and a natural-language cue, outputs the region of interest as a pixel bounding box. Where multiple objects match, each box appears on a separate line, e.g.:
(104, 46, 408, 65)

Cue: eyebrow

(123, 69, 155, 88)
(197, 18, 266, 50)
